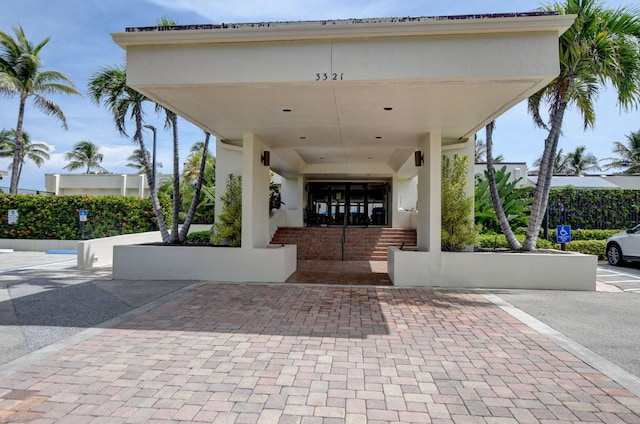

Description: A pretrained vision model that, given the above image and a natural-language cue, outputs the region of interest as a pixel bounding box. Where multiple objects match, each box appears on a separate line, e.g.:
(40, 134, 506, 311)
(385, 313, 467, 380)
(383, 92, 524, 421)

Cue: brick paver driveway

(1, 283, 639, 423)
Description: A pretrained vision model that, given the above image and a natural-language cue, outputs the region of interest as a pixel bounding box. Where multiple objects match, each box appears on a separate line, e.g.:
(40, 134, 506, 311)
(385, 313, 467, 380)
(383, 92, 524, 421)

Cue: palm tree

(63, 140, 108, 173)
(183, 141, 216, 184)
(475, 137, 504, 163)
(565, 145, 600, 174)
(87, 64, 171, 243)
(0, 129, 50, 183)
(154, 16, 182, 243)
(522, 0, 640, 250)
(0, 25, 80, 193)
(127, 148, 162, 173)
(485, 121, 522, 249)
(602, 130, 640, 174)
(532, 148, 570, 174)
(475, 138, 487, 162)
(156, 105, 181, 242)
(178, 132, 212, 241)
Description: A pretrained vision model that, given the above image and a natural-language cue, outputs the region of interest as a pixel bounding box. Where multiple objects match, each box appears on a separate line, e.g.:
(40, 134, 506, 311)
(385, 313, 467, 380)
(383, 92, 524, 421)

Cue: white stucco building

(110, 11, 596, 289)
(44, 173, 167, 197)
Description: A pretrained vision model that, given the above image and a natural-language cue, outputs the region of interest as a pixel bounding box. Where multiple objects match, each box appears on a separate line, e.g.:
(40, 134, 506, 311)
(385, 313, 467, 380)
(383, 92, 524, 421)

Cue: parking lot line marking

(0, 259, 77, 274)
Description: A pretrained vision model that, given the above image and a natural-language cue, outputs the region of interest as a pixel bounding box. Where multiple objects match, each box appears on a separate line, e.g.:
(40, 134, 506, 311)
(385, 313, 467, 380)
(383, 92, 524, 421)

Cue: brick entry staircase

(270, 227, 417, 261)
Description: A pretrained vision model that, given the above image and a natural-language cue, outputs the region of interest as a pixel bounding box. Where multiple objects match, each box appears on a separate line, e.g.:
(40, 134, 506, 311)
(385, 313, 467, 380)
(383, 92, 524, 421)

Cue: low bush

(542, 228, 622, 241)
(565, 240, 606, 260)
(0, 194, 169, 240)
(478, 234, 606, 259)
(477, 234, 556, 250)
(185, 230, 212, 244)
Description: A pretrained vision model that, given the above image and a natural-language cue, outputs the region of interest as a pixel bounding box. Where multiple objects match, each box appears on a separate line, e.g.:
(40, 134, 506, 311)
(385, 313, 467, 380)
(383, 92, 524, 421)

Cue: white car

(606, 224, 640, 266)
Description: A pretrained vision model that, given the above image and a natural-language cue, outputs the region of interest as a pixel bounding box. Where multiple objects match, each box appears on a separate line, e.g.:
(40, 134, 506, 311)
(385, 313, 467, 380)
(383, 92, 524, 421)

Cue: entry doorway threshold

(285, 260, 391, 286)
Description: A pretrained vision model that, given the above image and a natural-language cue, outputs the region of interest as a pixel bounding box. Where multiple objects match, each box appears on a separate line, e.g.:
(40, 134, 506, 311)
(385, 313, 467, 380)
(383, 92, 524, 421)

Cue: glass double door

(307, 182, 389, 227)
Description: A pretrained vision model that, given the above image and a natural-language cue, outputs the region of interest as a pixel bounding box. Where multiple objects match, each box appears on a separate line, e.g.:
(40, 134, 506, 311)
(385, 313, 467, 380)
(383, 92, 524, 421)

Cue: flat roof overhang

(113, 12, 574, 179)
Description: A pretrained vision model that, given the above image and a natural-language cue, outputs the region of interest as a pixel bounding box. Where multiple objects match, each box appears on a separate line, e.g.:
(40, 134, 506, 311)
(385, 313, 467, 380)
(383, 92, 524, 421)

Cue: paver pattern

(1, 283, 639, 423)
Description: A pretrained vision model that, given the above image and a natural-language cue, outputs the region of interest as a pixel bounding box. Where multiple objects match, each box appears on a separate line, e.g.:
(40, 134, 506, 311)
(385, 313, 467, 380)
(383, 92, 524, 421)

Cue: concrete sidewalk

(0, 253, 639, 422)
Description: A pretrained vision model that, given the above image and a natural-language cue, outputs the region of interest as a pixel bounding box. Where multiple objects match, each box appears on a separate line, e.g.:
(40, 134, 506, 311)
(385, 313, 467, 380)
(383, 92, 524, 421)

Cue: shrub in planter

(442, 155, 477, 251)
(186, 230, 212, 244)
(543, 228, 623, 241)
(212, 174, 242, 246)
(565, 240, 607, 260)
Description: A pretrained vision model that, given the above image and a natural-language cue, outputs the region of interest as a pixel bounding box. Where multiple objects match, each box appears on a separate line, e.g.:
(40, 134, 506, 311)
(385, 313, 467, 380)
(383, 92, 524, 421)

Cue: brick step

(271, 227, 417, 261)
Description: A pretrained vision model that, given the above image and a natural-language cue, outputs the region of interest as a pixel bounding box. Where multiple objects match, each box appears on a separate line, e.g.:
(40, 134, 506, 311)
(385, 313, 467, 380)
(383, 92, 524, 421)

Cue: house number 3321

(315, 72, 344, 81)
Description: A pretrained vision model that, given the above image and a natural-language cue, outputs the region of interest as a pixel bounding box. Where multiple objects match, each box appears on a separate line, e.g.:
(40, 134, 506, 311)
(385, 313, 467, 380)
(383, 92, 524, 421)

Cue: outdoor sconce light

(414, 151, 424, 167)
(261, 151, 270, 166)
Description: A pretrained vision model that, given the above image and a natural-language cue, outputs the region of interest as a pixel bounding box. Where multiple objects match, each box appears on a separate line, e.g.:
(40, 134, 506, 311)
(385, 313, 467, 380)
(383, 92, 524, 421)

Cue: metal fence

(545, 189, 640, 230)
(0, 187, 54, 195)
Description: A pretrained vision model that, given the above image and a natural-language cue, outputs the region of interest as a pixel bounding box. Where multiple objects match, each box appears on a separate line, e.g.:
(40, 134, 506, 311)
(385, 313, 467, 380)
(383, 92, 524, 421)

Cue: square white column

(416, 131, 442, 252)
(241, 133, 271, 248)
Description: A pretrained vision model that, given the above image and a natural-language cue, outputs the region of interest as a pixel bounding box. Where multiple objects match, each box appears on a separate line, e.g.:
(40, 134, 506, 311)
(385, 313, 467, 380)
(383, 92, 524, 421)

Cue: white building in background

(110, 12, 577, 286)
(45, 173, 170, 197)
(474, 162, 530, 188)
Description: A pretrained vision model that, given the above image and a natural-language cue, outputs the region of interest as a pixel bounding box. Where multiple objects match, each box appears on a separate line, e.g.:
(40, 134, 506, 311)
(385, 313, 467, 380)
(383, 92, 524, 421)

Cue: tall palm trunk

(170, 113, 180, 243)
(523, 100, 568, 250)
(133, 106, 170, 243)
(178, 132, 211, 242)
(140, 134, 171, 243)
(486, 121, 522, 250)
(9, 96, 27, 194)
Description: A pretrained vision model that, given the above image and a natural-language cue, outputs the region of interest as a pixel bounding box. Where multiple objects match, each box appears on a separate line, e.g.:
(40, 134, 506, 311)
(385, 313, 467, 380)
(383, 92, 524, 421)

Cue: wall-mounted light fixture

(414, 151, 424, 167)
(261, 151, 270, 166)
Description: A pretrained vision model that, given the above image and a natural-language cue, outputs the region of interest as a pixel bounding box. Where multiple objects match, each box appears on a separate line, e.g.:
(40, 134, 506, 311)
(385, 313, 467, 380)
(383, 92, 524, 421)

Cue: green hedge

(543, 228, 623, 241)
(477, 234, 556, 250)
(185, 230, 212, 244)
(478, 234, 606, 259)
(565, 240, 606, 259)
(0, 194, 169, 240)
(546, 188, 640, 229)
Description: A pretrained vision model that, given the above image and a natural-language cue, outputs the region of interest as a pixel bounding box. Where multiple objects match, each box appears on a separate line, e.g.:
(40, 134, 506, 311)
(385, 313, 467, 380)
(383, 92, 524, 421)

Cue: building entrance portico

(111, 12, 598, 289)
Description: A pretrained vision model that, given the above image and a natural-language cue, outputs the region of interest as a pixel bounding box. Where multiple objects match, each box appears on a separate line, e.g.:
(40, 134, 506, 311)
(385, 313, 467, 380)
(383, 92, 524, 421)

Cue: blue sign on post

(79, 209, 88, 222)
(557, 225, 571, 243)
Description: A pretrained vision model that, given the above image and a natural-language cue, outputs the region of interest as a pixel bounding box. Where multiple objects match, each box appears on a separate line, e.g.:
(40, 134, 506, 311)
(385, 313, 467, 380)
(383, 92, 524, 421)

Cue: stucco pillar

(120, 175, 127, 196)
(241, 133, 270, 248)
(391, 175, 418, 229)
(416, 131, 442, 252)
(53, 174, 60, 196)
(281, 177, 304, 226)
(138, 174, 145, 198)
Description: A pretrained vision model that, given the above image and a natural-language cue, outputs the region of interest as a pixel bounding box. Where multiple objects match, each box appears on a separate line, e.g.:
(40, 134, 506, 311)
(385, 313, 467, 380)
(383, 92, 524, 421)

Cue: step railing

(341, 213, 348, 261)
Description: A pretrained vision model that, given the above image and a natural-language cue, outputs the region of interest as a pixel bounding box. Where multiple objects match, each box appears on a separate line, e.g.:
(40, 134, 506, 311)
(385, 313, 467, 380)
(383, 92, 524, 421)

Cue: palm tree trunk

(140, 135, 171, 243)
(178, 132, 211, 242)
(485, 121, 522, 250)
(9, 96, 27, 194)
(134, 109, 170, 242)
(523, 100, 568, 250)
(170, 114, 180, 243)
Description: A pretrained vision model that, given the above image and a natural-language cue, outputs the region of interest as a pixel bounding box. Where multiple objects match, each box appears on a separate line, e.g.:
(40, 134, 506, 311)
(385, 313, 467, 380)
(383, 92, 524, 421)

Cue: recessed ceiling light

(282, 108, 292, 112)
(383, 107, 393, 111)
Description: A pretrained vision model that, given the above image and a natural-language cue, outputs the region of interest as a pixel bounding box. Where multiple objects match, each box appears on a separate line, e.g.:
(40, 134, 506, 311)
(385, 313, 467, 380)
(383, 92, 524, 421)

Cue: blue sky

(2, 0, 640, 191)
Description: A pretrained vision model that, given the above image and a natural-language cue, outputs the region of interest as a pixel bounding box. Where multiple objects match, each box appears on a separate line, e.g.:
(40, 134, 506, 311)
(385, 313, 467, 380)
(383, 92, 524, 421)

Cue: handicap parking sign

(557, 225, 571, 243)
(79, 209, 88, 222)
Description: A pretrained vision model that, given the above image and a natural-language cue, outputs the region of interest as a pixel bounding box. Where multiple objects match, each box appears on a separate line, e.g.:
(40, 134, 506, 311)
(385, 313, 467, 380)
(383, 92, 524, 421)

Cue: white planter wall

(389, 247, 596, 291)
